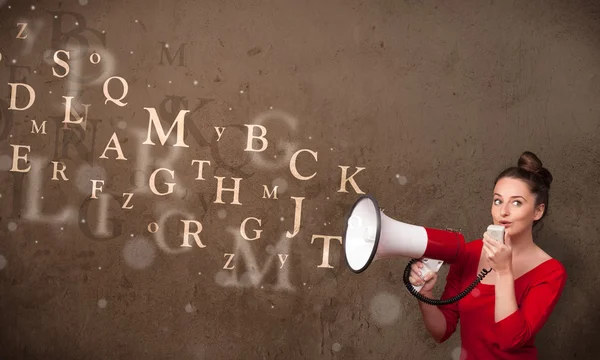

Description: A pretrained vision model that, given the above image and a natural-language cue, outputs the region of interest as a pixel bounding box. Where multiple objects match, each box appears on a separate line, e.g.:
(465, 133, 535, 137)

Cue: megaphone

(342, 194, 491, 305)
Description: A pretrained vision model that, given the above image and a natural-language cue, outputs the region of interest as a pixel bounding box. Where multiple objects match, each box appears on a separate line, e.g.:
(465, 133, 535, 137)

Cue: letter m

(262, 185, 279, 199)
(159, 42, 186, 66)
(218, 228, 295, 292)
(142, 107, 190, 147)
(31, 120, 47, 134)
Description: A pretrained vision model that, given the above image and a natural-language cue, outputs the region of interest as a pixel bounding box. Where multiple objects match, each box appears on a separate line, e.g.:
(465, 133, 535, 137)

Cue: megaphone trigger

(409, 257, 444, 293)
(421, 258, 444, 273)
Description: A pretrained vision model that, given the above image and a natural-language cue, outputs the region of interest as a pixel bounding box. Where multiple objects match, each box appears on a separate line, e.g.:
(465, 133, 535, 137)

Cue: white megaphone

(342, 194, 468, 295)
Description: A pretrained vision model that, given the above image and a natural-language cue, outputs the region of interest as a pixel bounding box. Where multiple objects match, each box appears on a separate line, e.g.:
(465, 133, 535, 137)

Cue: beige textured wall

(1, 0, 599, 359)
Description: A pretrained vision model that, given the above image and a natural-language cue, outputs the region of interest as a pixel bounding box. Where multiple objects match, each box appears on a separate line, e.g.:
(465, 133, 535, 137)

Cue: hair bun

(518, 151, 553, 187)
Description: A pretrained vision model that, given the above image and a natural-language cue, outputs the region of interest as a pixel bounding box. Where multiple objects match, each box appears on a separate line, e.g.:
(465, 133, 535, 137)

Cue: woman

(410, 151, 567, 359)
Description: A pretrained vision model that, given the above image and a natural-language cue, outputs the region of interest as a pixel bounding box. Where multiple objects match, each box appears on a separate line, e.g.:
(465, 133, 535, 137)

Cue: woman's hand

(409, 260, 438, 293)
(482, 229, 513, 275)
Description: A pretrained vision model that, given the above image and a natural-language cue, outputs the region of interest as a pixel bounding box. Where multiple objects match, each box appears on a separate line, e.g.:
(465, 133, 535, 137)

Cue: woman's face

(491, 177, 545, 237)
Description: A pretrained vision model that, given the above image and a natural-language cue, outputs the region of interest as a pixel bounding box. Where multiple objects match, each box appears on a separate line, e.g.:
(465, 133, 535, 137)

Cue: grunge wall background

(1, 0, 599, 359)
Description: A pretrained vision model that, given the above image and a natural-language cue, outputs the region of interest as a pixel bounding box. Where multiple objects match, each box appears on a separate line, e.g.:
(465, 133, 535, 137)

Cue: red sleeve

(437, 256, 466, 342)
(489, 263, 567, 351)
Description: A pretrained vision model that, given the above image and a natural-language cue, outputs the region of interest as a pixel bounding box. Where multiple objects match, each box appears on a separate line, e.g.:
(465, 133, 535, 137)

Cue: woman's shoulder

(524, 258, 568, 298)
(466, 238, 484, 248)
(464, 238, 484, 255)
(450, 239, 483, 268)
(538, 256, 567, 279)
(523, 250, 568, 287)
(534, 247, 567, 275)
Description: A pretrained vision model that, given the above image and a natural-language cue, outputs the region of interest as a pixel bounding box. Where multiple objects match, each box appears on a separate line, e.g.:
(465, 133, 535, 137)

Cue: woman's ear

(534, 203, 545, 221)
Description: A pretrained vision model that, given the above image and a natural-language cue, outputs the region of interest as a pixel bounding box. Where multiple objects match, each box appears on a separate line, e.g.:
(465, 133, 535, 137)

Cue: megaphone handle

(412, 258, 444, 293)
(404, 259, 493, 305)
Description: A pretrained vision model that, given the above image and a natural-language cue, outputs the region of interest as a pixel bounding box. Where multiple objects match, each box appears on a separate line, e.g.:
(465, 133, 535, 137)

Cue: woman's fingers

(411, 263, 424, 276)
(410, 261, 439, 286)
(483, 246, 494, 261)
(483, 241, 496, 254)
(410, 271, 429, 285)
(409, 275, 422, 286)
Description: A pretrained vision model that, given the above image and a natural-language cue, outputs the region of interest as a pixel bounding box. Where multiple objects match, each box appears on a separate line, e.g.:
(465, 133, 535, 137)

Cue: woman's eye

(512, 200, 521, 206)
(494, 199, 501, 205)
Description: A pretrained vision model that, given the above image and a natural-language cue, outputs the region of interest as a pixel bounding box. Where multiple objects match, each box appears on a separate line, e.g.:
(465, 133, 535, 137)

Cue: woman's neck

(509, 231, 536, 257)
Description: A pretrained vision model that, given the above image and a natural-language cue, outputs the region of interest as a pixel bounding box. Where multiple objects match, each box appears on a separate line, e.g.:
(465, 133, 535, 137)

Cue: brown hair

(494, 151, 553, 228)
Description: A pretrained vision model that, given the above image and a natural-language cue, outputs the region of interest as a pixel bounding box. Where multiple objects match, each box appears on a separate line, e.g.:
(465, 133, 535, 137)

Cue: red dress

(437, 239, 567, 359)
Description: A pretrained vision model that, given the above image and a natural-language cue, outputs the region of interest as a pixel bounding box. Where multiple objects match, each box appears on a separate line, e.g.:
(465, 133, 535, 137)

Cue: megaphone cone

(342, 194, 465, 273)
(342, 194, 492, 305)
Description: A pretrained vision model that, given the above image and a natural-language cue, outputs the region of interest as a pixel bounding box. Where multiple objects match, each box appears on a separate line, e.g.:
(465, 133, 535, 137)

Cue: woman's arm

(417, 290, 449, 343)
(494, 269, 518, 322)
(411, 260, 463, 343)
(487, 266, 567, 351)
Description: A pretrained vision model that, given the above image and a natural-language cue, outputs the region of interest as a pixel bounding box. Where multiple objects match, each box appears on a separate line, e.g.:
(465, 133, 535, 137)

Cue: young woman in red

(409, 151, 567, 359)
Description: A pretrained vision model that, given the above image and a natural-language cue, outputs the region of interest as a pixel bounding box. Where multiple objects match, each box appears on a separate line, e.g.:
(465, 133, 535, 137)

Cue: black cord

(403, 258, 492, 305)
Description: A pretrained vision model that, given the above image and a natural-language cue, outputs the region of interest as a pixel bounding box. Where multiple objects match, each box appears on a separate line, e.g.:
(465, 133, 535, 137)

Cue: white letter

(149, 168, 176, 196)
(240, 217, 262, 241)
(262, 185, 278, 199)
(191, 160, 211, 180)
(311, 235, 342, 268)
(52, 50, 70, 78)
(10, 144, 31, 172)
(244, 124, 268, 152)
(8, 83, 35, 111)
(214, 127, 226, 141)
(51, 161, 68, 180)
(31, 120, 47, 134)
(223, 254, 235, 269)
(103, 76, 129, 106)
(122, 193, 134, 209)
(181, 220, 205, 248)
(277, 254, 289, 268)
(290, 149, 318, 180)
(142, 107, 189, 147)
(91, 180, 104, 199)
(99, 132, 127, 160)
(338, 166, 366, 194)
(62, 96, 90, 127)
(16, 23, 28, 39)
(286, 196, 304, 238)
(214, 177, 242, 205)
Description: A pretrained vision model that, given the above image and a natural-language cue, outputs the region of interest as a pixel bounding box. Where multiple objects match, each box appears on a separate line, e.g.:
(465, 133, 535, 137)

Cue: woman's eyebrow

(493, 193, 526, 200)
